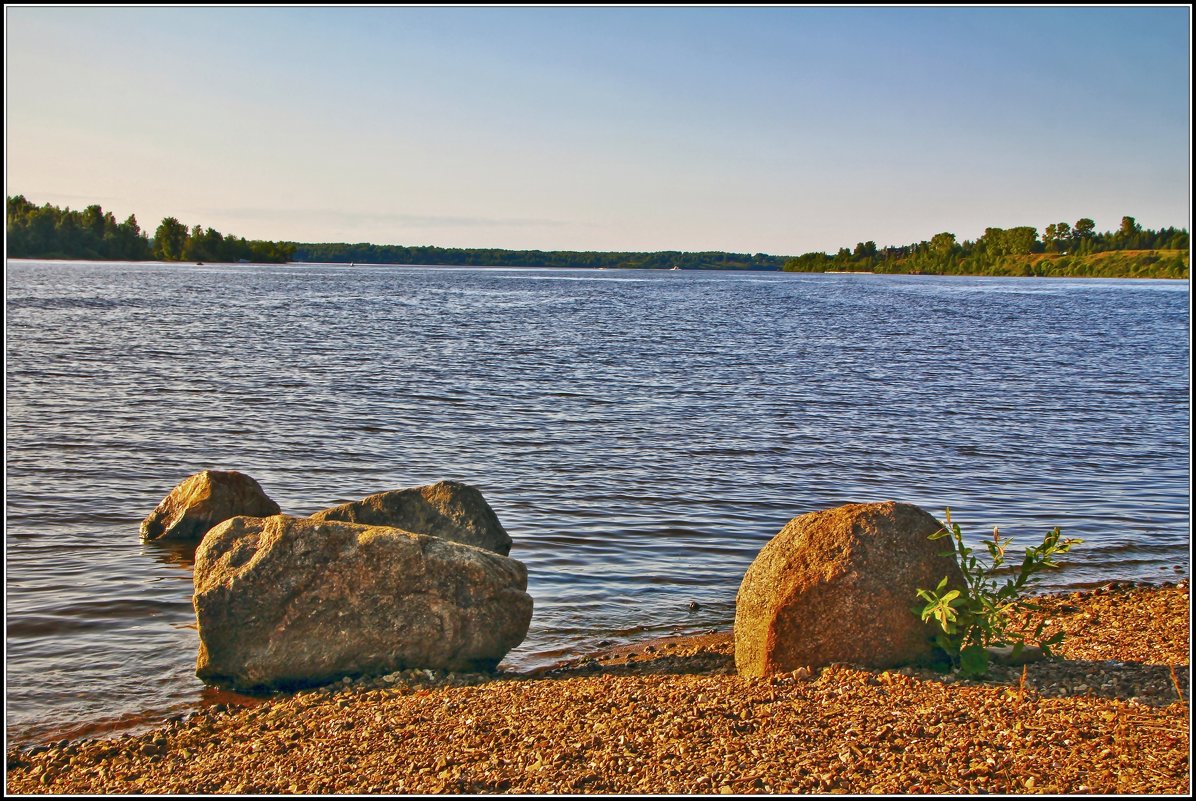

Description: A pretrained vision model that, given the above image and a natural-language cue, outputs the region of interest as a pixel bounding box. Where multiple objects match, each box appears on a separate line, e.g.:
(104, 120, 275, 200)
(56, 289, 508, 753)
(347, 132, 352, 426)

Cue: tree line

(288, 242, 786, 271)
(7, 196, 1188, 278)
(6, 196, 295, 263)
(783, 216, 1189, 278)
(4, 196, 782, 269)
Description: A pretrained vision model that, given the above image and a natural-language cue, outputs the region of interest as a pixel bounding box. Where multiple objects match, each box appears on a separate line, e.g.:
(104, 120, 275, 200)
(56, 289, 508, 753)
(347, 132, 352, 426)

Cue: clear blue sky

(5, 6, 1191, 254)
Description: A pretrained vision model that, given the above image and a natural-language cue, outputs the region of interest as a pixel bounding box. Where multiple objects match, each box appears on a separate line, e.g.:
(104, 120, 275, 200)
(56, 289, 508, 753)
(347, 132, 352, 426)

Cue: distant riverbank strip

(785, 246, 1188, 279)
(288, 223, 1189, 278)
(7, 195, 1189, 278)
(7, 581, 1188, 794)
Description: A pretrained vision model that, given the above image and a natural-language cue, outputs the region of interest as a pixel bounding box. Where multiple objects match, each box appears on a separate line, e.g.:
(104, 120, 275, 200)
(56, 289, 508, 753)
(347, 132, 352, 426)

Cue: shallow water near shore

(5, 260, 1190, 745)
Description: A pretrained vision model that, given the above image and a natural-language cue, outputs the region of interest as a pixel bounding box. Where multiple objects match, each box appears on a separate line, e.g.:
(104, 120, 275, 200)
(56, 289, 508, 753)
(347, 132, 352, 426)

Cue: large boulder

(309, 480, 512, 555)
(734, 501, 965, 677)
(193, 515, 532, 691)
(141, 470, 280, 543)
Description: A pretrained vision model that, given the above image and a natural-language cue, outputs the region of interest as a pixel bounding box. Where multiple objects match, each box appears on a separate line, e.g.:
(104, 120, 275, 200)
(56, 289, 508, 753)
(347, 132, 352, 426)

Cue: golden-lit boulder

(140, 470, 280, 543)
(735, 501, 964, 677)
(310, 480, 512, 555)
(194, 515, 532, 691)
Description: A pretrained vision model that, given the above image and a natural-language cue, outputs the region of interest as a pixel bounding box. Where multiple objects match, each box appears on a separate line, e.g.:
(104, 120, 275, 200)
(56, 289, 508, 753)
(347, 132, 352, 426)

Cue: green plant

(916, 508, 1082, 678)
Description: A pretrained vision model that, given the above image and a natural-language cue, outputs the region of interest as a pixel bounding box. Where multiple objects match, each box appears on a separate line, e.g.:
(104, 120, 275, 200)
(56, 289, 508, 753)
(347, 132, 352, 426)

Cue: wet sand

(6, 582, 1189, 794)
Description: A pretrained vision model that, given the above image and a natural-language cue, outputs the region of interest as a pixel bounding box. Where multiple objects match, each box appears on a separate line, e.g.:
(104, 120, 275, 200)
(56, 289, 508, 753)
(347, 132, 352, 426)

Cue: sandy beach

(5, 581, 1189, 794)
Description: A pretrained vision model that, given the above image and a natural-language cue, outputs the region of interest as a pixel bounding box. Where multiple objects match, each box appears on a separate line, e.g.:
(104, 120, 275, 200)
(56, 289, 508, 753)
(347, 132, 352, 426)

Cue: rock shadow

(929, 656, 1190, 707)
(522, 640, 1188, 709)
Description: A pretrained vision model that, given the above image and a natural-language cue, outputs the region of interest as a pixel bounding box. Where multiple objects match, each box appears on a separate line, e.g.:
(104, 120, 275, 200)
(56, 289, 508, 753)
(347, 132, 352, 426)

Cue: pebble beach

(5, 581, 1189, 795)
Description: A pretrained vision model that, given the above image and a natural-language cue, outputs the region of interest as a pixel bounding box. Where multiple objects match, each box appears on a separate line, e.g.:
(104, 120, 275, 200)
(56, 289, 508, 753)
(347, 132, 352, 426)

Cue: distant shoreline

(8, 196, 1188, 278)
(7, 255, 1190, 280)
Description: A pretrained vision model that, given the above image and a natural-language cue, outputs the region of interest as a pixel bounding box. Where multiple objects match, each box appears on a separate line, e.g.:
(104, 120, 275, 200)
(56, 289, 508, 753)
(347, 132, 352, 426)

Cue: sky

(4, 6, 1191, 255)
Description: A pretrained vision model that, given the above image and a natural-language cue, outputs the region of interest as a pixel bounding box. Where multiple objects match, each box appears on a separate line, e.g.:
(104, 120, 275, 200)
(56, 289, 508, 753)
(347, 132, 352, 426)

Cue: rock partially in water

(140, 470, 281, 543)
(734, 501, 964, 677)
(309, 480, 512, 555)
(193, 515, 532, 691)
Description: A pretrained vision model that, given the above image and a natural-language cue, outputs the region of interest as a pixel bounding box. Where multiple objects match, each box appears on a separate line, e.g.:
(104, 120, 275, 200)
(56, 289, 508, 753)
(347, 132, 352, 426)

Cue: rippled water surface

(5, 260, 1190, 744)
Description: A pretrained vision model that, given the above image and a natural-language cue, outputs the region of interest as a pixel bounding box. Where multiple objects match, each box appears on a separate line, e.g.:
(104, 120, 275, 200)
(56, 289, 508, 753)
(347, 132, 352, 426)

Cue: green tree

(7, 194, 35, 222)
(853, 240, 877, 259)
(153, 217, 188, 261)
(80, 204, 106, 242)
(25, 205, 58, 253)
(182, 224, 207, 261)
(1044, 222, 1072, 253)
(113, 214, 150, 259)
(54, 211, 82, 256)
(1114, 215, 1143, 250)
(930, 232, 956, 256)
(1007, 226, 1039, 254)
(1055, 221, 1071, 251)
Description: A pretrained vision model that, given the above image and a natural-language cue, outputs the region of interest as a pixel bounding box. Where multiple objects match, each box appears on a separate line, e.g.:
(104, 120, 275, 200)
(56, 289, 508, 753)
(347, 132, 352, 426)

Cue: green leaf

(959, 645, 989, 678)
(1042, 631, 1065, 647)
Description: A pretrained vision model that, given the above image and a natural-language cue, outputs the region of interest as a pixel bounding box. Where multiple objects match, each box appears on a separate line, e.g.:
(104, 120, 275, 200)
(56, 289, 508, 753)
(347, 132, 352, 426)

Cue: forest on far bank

(5, 196, 294, 263)
(783, 216, 1188, 278)
(5, 195, 1189, 279)
(289, 242, 785, 271)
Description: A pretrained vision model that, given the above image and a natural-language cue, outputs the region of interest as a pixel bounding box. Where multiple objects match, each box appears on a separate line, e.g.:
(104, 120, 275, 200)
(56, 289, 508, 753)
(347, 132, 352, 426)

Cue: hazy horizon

(5, 6, 1191, 254)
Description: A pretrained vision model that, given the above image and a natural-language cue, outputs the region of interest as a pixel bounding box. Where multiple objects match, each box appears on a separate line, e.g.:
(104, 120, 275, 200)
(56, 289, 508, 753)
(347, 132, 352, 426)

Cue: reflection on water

(145, 540, 198, 571)
(5, 261, 1190, 745)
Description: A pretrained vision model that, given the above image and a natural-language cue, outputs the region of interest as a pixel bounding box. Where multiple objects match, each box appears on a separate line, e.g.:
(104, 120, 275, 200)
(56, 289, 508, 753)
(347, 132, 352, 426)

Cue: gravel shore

(6, 581, 1189, 794)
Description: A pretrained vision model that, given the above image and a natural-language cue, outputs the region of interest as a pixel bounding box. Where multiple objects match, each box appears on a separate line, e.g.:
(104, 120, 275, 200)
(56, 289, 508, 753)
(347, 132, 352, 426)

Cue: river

(5, 260, 1189, 744)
